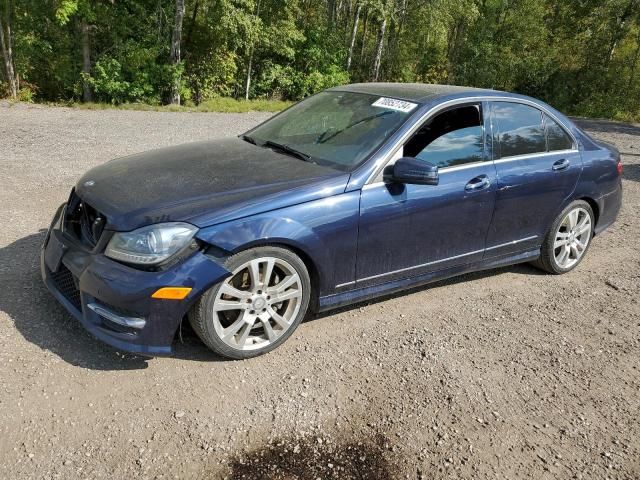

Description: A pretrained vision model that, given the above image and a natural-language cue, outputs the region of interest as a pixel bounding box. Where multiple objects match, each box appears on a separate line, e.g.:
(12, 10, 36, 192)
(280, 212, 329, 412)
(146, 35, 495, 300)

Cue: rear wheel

(532, 200, 594, 274)
(189, 246, 311, 359)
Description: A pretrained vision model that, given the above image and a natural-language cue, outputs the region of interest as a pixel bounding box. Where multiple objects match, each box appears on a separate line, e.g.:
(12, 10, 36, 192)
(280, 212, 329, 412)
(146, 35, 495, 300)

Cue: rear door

(485, 101, 582, 257)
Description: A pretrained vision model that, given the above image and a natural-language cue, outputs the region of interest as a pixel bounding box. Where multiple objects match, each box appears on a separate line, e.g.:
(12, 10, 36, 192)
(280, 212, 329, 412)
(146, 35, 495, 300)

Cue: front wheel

(189, 246, 311, 359)
(532, 200, 594, 274)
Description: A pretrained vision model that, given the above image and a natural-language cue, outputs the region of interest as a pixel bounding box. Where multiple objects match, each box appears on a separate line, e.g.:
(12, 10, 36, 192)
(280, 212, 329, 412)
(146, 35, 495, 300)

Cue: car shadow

(0, 231, 150, 370)
(170, 322, 227, 362)
(0, 230, 233, 367)
(623, 163, 640, 183)
(308, 262, 545, 321)
(1, 231, 546, 366)
(572, 117, 640, 136)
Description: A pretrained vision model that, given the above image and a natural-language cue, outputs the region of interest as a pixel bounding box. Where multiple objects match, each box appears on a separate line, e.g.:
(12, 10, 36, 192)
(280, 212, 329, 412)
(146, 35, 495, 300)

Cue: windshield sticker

(372, 97, 418, 113)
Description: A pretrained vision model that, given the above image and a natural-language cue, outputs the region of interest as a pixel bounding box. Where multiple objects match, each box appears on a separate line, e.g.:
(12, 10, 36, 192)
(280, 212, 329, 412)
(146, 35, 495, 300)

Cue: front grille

(64, 190, 106, 248)
(50, 265, 82, 311)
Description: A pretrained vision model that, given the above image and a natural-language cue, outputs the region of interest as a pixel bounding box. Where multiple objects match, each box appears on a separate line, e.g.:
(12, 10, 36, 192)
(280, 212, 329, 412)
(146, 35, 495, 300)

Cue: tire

(532, 200, 595, 274)
(189, 246, 311, 359)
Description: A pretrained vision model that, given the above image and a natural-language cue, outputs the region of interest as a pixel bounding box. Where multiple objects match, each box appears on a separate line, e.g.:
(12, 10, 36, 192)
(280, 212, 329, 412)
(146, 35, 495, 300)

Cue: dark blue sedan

(42, 83, 623, 359)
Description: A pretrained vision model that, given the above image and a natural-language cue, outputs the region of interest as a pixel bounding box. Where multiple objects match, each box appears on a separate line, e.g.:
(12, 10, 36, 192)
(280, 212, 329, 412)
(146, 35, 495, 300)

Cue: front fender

(195, 192, 361, 296)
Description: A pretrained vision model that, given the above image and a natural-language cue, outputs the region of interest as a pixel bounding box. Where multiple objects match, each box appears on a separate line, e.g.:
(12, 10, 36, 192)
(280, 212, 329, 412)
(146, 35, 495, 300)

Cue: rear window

(544, 114, 574, 151)
(493, 102, 546, 158)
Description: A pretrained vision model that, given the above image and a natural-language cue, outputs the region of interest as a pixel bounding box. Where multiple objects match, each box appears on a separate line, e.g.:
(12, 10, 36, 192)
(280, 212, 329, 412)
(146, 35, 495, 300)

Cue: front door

(355, 103, 497, 287)
(485, 101, 583, 257)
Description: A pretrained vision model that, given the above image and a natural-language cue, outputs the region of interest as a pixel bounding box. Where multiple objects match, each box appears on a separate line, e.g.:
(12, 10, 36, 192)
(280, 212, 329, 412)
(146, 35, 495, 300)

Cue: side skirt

(318, 249, 540, 312)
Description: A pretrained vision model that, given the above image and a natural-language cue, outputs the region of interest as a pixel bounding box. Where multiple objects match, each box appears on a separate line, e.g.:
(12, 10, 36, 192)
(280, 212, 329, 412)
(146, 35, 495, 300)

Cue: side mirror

(391, 157, 439, 185)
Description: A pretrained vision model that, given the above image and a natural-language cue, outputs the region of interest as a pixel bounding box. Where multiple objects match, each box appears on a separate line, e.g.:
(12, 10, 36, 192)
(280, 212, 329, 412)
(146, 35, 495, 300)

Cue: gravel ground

(0, 102, 638, 480)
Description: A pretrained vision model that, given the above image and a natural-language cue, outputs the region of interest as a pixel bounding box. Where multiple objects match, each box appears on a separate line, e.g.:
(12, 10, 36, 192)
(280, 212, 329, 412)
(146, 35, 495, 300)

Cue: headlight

(105, 222, 198, 265)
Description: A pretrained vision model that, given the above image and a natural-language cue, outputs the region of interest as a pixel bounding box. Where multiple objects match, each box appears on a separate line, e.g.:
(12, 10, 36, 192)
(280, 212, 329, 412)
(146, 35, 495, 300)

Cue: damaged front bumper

(41, 204, 230, 356)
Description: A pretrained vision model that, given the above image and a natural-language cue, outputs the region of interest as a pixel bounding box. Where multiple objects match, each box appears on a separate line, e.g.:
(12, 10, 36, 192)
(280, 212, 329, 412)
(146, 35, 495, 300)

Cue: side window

(544, 114, 574, 151)
(404, 105, 484, 168)
(493, 102, 546, 158)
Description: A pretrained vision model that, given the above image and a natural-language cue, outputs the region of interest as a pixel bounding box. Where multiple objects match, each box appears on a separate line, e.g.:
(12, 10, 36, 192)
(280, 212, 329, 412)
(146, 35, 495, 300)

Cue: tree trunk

(244, 49, 253, 101)
(244, 0, 261, 101)
(371, 16, 386, 81)
(336, 0, 343, 24)
(0, 14, 17, 98)
(628, 30, 640, 91)
(446, 18, 465, 81)
(80, 20, 93, 102)
(346, 3, 361, 71)
(184, 0, 200, 54)
(358, 8, 369, 64)
(328, 0, 336, 26)
(386, 0, 406, 77)
(425, 9, 431, 46)
(170, 0, 185, 105)
(393, 0, 407, 51)
(606, 0, 635, 65)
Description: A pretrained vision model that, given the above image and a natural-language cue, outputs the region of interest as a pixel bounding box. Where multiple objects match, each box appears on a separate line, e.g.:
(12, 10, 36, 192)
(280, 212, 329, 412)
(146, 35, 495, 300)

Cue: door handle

(465, 175, 491, 192)
(552, 158, 570, 171)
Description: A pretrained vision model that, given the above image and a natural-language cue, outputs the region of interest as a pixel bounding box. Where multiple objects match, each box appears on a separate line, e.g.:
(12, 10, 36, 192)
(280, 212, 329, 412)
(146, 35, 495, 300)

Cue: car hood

(75, 138, 349, 231)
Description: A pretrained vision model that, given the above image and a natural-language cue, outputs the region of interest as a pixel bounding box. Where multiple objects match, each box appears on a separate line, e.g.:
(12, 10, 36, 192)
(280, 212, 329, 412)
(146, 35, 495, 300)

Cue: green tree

(1, 0, 639, 120)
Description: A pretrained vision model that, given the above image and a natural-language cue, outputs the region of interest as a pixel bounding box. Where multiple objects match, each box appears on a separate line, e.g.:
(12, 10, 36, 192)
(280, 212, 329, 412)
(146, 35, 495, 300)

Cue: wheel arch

(578, 196, 600, 227)
(552, 193, 600, 237)
(197, 218, 333, 310)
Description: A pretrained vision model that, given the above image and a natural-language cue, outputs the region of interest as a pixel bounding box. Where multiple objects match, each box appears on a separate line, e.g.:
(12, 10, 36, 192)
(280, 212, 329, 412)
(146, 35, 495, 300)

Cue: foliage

(17, 85, 35, 102)
(1, 0, 639, 119)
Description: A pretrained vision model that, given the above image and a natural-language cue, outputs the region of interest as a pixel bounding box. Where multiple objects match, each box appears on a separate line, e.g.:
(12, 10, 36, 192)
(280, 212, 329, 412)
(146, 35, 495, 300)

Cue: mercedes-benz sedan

(42, 83, 623, 359)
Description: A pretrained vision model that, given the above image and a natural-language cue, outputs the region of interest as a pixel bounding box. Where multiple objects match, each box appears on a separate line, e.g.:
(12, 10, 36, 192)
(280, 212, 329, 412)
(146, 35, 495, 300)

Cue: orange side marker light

(151, 287, 192, 300)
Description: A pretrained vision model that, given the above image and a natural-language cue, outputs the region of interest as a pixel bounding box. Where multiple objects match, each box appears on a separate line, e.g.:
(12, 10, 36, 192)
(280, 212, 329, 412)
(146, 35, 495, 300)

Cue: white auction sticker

(371, 97, 418, 113)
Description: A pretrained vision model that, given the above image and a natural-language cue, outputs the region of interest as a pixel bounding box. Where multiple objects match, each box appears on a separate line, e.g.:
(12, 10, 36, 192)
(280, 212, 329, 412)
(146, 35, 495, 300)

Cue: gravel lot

(0, 102, 638, 480)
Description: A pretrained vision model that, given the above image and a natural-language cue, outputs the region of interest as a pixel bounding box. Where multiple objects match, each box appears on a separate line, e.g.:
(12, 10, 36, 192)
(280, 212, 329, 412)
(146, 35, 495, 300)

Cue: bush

(85, 58, 132, 104)
(253, 62, 349, 100)
(187, 50, 238, 104)
(292, 65, 350, 99)
(85, 41, 184, 105)
(17, 86, 36, 102)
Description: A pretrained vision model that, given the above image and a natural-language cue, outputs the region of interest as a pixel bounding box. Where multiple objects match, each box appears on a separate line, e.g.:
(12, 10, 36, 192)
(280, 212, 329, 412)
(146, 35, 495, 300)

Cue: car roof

(326, 82, 583, 143)
(328, 82, 499, 103)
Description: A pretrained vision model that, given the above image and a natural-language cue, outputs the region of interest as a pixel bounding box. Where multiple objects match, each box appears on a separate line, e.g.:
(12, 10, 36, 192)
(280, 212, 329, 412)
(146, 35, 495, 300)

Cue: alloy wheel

(553, 207, 592, 269)
(211, 257, 303, 351)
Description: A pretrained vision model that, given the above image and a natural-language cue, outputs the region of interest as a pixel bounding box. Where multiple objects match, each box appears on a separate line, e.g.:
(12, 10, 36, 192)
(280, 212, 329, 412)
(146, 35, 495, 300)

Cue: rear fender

(569, 148, 621, 231)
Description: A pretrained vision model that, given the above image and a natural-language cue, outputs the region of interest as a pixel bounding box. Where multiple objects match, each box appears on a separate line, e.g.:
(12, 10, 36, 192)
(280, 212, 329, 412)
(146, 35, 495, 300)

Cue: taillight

(617, 160, 623, 175)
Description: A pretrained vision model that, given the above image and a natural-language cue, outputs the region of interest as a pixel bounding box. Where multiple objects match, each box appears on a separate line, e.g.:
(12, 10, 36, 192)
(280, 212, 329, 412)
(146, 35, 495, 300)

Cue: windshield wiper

(262, 140, 312, 163)
(316, 110, 394, 144)
(243, 135, 313, 163)
(239, 134, 256, 145)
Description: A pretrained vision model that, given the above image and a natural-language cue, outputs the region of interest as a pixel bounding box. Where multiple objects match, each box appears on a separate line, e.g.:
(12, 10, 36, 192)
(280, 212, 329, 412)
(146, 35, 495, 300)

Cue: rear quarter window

(544, 114, 574, 151)
(493, 102, 546, 158)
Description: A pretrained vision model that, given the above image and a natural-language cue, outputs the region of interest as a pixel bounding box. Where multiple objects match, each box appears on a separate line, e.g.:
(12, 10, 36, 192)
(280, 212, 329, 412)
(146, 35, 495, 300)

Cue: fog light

(151, 287, 192, 300)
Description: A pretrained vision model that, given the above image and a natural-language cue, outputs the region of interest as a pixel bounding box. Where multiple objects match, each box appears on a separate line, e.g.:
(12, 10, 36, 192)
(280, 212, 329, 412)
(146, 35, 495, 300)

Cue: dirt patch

(224, 434, 397, 480)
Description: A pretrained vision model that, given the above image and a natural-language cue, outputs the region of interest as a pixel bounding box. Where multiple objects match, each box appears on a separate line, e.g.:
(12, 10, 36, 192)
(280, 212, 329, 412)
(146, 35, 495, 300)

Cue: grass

(5, 95, 637, 123)
(65, 97, 292, 113)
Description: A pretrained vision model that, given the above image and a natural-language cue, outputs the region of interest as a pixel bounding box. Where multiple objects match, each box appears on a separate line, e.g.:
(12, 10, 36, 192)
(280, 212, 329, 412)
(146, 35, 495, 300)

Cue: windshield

(246, 91, 419, 171)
